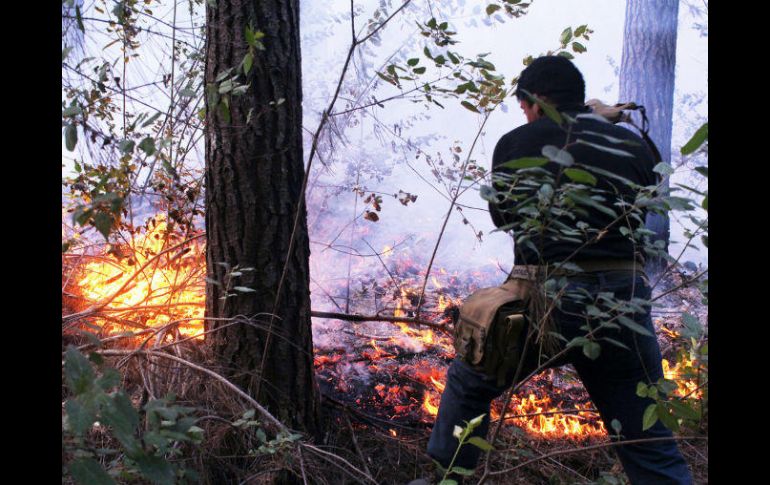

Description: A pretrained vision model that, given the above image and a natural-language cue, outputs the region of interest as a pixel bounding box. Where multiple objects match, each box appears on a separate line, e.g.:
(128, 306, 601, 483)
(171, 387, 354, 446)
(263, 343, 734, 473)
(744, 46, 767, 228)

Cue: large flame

(74, 216, 205, 339)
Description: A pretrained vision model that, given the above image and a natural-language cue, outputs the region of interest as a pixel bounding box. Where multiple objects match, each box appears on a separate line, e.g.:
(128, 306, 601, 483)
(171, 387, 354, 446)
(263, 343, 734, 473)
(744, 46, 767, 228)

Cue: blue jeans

(427, 271, 693, 485)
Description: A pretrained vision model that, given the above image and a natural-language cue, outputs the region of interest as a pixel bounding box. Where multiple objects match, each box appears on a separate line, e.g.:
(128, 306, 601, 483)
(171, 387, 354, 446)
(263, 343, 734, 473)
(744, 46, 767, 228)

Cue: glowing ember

(74, 216, 205, 339)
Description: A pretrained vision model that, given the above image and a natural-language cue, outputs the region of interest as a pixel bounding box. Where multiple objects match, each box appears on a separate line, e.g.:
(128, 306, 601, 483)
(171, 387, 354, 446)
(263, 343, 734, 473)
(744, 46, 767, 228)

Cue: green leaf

(219, 99, 231, 123)
(69, 458, 116, 485)
(560, 27, 573, 45)
(681, 312, 703, 339)
(413, 66, 427, 75)
(215, 67, 234, 82)
(576, 139, 633, 157)
(601, 337, 630, 351)
(669, 400, 700, 420)
(135, 454, 176, 485)
(65, 124, 78, 151)
(450, 466, 475, 476)
(218, 79, 235, 94)
(376, 71, 397, 86)
(101, 392, 140, 453)
(564, 168, 597, 186)
(65, 399, 96, 435)
(636, 382, 648, 398)
(138, 137, 156, 156)
(93, 212, 113, 240)
(96, 368, 121, 391)
(653, 162, 674, 176)
(479, 185, 498, 202)
(75, 5, 85, 32)
(657, 405, 680, 431)
(541, 145, 573, 166)
(244, 27, 256, 48)
(680, 122, 708, 155)
(233, 286, 256, 293)
(461, 100, 480, 113)
(641, 403, 658, 431)
(574, 25, 588, 37)
(500, 157, 549, 169)
(407, 57, 419, 66)
(63, 105, 82, 118)
(694, 166, 708, 178)
(467, 436, 494, 451)
(65, 347, 96, 395)
(438, 480, 458, 485)
(582, 341, 601, 360)
(232, 84, 251, 96)
(616, 315, 654, 337)
(522, 90, 562, 125)
(663, 196, 695, 211)
(486, 4, 502, 15)
(468, 414, 485, 428)
(243, 52, 254, 75)
(610, 418, 622, 434)
(571, 41, 586, 53)
(557, 51, 574, 60)
(119, 139, 135, 154)
(568, 192, 617, 218)
(141, 112, 162, 128)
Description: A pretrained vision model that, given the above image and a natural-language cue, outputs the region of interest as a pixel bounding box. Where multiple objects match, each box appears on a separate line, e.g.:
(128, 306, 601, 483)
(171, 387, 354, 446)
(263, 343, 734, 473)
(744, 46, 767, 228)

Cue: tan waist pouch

(454, 278, 532, 386)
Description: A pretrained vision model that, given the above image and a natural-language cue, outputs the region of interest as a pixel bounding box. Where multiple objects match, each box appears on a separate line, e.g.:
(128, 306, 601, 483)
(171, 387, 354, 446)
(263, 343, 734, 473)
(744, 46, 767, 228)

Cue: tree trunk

(618, 0, 679, 275)
(204, 0, 318, 437)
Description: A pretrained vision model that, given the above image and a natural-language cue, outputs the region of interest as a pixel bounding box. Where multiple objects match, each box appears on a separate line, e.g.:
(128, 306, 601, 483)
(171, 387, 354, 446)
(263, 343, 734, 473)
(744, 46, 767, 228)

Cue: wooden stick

(310, 310, 451, 333)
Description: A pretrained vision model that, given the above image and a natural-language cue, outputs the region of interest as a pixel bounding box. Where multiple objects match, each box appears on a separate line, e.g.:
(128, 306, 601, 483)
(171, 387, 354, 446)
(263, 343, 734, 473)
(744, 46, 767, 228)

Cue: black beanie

(515, 56, 585, 108)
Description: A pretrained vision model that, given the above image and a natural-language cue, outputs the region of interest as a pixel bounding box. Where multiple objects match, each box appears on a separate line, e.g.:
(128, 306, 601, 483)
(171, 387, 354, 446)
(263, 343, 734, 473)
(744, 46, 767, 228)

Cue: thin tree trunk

(619, 0, 679, 275)
(204, 0, 318, 436)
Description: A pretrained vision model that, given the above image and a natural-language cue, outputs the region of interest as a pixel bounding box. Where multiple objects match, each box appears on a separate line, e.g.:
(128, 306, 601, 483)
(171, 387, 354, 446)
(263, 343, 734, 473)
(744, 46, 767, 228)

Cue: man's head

(515, 56, 585, 122)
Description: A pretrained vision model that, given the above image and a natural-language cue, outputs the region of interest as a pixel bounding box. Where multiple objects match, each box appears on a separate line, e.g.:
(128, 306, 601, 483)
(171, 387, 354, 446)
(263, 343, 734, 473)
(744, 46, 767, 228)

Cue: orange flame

(75, 216, 205, 340)
(663, 357, 702, 399)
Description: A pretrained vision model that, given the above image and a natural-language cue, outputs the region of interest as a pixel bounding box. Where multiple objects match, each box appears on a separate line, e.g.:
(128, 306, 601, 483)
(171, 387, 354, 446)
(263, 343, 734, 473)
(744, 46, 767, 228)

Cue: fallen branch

(311, 310, 450, 332)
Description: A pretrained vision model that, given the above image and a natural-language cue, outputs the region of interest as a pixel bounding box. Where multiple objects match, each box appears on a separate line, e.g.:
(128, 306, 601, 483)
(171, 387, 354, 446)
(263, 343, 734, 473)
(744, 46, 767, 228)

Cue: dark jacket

(489, 110, 658, 265)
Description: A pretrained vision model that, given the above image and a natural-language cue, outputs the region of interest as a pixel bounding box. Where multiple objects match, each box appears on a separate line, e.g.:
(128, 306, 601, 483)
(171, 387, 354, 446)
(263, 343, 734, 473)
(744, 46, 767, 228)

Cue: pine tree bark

(204, 0, 318, 438)
(618, 0, 679, 274)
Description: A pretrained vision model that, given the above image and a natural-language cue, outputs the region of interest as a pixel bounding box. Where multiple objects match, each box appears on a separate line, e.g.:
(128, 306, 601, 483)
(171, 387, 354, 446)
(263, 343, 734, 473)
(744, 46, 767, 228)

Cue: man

(423, 56, 693, 484)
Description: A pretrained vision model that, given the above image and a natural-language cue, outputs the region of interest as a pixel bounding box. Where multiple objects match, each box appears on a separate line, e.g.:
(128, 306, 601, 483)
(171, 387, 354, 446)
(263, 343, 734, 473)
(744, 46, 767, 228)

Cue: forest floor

(62, 262, 707, 485)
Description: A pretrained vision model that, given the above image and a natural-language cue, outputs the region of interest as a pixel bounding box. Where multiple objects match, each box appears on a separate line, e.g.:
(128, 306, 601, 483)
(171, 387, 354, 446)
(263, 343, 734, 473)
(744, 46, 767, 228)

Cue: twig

(500, 408, 599, 422)
(345, 412, 373, 478)
(311, 310, 450, 332)
(651, 269, 708, 303)
(300, 443, 379, 485)
(298, 444, 309, 485)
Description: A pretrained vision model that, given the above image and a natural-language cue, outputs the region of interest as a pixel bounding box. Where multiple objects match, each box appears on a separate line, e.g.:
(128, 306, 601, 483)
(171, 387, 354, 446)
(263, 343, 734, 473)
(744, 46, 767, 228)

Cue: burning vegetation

(63, 216, 705, 444)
